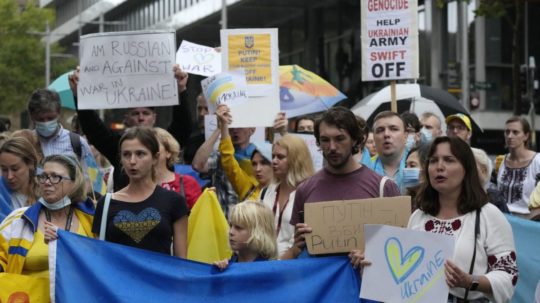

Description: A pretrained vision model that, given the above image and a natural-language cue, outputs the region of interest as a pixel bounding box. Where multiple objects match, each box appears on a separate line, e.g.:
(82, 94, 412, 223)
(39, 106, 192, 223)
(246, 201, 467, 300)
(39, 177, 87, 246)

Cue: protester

(11, 129, 44, 163)
(294, 116, 315, 134)
(0, 137, 40, 220)
(471, 147, 509, 213)
(216, 105, 273, 201)
(409, 136, 518, 302)
(0, 154, 95, 276)
(183, 93, 209, 164)
(284, 107, 400, 260)
(403, 147, 422, 195)
(369, 111, 409, 192)
(446, 113, 472, 143)
(262, 134, 314, 258)
(27, 89, 97, 172)
(192, 111, 257, 216)
(154, 127, 201, 209)
(365, 131, 377, 157)
(69, 64, 192, 191)
(92, 127, 188, 257)
(497, 116, 540, 217)
(214, 201, 278, 270)
(401, 111, 421, 150)
(420, 111, 443, 138)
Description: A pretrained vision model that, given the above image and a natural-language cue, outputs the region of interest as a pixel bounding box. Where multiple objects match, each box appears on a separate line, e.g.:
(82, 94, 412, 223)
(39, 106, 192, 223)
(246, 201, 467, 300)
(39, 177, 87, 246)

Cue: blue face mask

(402, 167, 421, 188)
(419, 127, 433, 147)
(35, 119, 59, 138)
(405, 134, 416, 150)
(39, 196, 72, 210)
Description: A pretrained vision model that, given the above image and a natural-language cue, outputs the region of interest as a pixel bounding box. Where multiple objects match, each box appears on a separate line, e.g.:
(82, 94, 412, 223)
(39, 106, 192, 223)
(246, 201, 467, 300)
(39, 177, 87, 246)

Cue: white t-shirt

(261, 182, 296, 257)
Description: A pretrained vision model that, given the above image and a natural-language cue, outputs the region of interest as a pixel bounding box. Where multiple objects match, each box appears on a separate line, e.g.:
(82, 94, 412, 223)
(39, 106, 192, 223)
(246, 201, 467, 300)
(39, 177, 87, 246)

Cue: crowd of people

(0, 64, 538, 302)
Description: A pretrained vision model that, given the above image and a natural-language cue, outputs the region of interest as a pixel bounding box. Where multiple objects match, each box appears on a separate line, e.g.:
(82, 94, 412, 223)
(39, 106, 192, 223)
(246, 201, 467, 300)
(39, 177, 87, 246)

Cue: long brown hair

(414, 136, 487, 216)
(0, 137, 40, 204)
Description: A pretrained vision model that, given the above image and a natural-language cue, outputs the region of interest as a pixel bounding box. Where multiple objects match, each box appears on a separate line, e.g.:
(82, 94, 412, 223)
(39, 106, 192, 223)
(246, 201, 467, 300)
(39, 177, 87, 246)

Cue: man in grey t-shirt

(283, 107, 400, 261)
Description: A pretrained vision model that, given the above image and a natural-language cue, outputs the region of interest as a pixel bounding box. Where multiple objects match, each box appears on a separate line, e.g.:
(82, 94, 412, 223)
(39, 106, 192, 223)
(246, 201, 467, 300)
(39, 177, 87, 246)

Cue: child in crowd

(215, 201, 277, 270)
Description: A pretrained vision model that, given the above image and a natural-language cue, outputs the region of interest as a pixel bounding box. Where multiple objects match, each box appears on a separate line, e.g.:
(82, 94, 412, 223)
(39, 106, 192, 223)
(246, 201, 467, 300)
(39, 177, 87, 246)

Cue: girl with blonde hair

(263, 134, 314, 258)
(215, 201, 277, 269)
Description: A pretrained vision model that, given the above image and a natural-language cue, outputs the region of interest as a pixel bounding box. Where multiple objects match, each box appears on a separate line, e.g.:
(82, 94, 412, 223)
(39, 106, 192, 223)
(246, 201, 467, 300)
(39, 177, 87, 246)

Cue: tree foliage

(0, 0, 77, 114)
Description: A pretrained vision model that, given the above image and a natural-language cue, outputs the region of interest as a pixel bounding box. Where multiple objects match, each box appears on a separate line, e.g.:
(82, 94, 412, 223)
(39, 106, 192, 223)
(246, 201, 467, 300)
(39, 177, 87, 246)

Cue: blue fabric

(174, 164, 210, 188)
(360, 147, 373, 167)
(53, 230, 362, 303)
(8, 246, 29, 257)
(234, 142, 256, 162)
(506, 215, 540, 303)
(368, 151, 408, 193)
(0, 177, 12, 221)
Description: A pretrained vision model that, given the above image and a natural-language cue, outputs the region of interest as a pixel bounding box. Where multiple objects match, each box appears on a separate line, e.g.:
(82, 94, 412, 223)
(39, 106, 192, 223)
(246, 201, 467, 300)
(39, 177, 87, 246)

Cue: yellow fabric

(23, 223, 88, 278)
(0, 207, 94, 274)
(187, 189, 232, 264)
(0, 273, 49, 302)
(219, 136, 260, 201)
(494, 154, 505, 175)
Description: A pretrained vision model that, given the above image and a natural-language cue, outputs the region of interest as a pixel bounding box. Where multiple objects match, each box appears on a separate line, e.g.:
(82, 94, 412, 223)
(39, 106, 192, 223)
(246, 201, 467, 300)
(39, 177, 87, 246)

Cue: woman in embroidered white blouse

(408, 136, 518, 303)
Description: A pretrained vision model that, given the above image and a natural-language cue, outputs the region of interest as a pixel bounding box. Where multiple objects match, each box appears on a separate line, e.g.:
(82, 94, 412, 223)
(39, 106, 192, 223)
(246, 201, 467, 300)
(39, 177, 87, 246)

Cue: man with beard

(283, 107, 400, 259)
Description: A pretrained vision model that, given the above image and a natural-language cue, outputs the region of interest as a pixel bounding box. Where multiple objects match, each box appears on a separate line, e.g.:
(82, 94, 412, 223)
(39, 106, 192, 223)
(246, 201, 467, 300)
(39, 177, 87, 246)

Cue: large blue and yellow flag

(187, 189, 232, 263)
(50, 231, 361, 302)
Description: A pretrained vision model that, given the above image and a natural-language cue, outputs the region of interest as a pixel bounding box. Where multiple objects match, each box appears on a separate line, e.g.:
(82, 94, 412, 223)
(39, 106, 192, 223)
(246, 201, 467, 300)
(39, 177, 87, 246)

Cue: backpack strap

(99, 193, 112, 241)
(69, 131, 82, 160)
(379, 176, 389, 198)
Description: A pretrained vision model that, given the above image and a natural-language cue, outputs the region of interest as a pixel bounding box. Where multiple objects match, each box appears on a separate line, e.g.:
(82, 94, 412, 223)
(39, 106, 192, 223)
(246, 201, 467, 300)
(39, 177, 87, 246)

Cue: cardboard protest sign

(220, 28, 280, 127)
(361, 0, 419, 81)
(304, 196, 411, 254)
(201, 69, 249, 114)
(176, 40, 221, 77)
(78, 31, 177, 110)
(360, 225, 454, 303)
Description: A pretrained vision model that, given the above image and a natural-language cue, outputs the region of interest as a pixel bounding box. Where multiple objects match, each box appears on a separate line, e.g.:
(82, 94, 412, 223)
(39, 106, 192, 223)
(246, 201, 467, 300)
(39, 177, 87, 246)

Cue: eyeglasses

(36, 173, 72, 184)
(447, 125, 467, 132)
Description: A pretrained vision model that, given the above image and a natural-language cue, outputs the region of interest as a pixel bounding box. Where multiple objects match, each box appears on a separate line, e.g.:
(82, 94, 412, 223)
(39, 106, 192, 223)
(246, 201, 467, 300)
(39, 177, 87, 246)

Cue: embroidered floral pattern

(424, 219, 462, 235)
(499, 166, 528, 204)
(487, 251, 519, 285)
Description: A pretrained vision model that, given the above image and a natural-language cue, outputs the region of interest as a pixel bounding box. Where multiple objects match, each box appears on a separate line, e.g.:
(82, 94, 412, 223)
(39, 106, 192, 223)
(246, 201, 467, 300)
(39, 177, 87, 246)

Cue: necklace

(44, 206, 74, 231)
(272, 185, 290, 235)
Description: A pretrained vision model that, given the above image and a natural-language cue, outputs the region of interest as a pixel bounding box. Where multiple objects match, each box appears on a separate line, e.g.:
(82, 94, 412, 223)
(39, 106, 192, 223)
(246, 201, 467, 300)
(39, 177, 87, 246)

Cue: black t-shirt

(92, 186, 189, 255)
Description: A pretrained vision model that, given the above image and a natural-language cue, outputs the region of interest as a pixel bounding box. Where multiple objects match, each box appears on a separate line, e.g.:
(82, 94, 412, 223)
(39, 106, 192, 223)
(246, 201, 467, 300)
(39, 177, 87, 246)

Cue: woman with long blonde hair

(262, 134, 314, 258)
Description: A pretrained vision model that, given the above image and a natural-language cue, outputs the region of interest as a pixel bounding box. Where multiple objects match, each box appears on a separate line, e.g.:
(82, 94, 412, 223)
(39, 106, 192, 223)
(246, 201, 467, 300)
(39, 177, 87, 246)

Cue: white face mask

(35, 119, 59, 138)
(405, 134, 416, 150)
(39, 196, 71, 210)
(402, 167, 421, 188)
(419, 127, 433, 146)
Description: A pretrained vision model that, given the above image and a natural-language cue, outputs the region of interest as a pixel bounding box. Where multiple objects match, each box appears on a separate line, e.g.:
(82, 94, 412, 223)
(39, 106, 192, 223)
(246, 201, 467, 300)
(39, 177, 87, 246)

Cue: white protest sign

(221, 28, 280, 127)
(361, 0, 419, 81)
(201, 69, 249, 114)
(292, 133, 323, 172)
(77, 31, 177, 110)
(176, 40, 221, 77)
(360, 225, 454, 303)
(204, 115, 265, 151)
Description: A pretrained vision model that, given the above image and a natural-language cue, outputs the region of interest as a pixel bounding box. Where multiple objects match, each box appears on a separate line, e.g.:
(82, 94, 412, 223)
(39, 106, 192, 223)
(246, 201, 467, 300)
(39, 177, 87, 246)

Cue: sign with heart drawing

(176, 40, 222, 77)
(360, 224, 454, 303)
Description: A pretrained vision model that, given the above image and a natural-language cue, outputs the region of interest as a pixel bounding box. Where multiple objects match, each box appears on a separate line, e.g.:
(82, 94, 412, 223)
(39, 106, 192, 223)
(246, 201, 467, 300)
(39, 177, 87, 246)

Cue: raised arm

(167, 65, 192, 147)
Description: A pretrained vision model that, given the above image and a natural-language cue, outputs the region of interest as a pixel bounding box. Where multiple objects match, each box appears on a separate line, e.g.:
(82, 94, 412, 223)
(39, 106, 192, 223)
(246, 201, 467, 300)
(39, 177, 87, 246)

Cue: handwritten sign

(360, 225, 453, 303)
(176, 40, 221, 77)
(304, 196, 411, 254)
(361, 0, 419, 81)
(201, 69, 249, 114)
(221, 28, 280, 127)
(77, 31, 177, 110)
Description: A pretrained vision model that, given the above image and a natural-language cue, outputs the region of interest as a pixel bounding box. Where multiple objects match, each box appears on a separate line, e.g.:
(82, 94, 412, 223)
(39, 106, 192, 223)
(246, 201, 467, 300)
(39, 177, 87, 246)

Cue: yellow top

(22, 224, 88, 278)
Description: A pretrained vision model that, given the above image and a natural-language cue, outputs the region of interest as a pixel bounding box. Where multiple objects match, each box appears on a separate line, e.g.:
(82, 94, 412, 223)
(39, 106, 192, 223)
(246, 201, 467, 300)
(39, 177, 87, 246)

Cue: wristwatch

(469, 275, 480, 291)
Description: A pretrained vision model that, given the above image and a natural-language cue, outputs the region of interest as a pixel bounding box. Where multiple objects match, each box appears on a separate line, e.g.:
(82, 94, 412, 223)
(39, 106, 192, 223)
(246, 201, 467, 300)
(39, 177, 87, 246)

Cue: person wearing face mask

(403, 147, 422, 207)
(0, 154, 95, 281)
(27, 89, 98, 179)
(400, 111, 421, 151)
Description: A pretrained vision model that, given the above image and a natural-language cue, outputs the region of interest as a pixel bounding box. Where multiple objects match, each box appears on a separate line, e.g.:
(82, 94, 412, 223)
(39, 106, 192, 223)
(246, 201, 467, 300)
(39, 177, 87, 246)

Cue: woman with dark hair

(92, 127, 189, 257)
(497, 116, 540, 216)
(409, 136, 518, 302)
